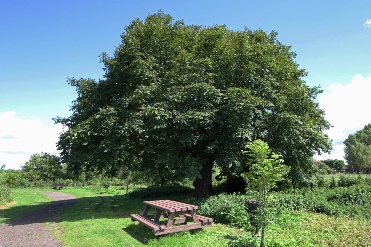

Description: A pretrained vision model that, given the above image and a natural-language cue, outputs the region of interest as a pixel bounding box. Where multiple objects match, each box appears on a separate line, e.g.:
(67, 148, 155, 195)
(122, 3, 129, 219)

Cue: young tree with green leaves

(242, 139, 289, 247)
(55, 12, 331, 197)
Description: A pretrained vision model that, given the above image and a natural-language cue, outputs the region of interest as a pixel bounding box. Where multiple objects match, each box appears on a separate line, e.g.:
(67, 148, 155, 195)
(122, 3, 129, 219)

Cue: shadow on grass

(122, 223, 158, 244)
(0, 196, 78, 226)
(0, 201, 53, 224)
(0, 188, 204, 246)
(1, 189, 191, 226)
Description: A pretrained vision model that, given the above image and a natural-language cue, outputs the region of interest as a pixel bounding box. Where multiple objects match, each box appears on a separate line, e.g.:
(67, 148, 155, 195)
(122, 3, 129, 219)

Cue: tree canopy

(344, 124, 371, 173)
(55, 12, 331, 196)
(322, 159, 345, 172)
(22, 152, 63, 182)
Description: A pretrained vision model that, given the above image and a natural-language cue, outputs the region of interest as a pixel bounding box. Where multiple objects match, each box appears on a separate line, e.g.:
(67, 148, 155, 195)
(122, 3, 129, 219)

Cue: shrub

(316, 176, 328, 188)
(128, 184, 194, 199)
(338, 175, 358, 187)
(327, 186, 371, 206)
(270, 185, 371, 219)
(329, 176, 337, 188)
(197, 193, 251, 230)
(0, 175, 12, 204)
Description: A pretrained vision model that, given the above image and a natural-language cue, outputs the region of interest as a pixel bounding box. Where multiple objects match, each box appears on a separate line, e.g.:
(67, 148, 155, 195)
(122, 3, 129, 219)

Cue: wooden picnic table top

(143, 200, 199, 212)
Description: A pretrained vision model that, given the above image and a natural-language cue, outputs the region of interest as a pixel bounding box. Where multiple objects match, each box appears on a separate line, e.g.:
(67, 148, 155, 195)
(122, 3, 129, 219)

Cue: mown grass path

(0, 191, 76, 247)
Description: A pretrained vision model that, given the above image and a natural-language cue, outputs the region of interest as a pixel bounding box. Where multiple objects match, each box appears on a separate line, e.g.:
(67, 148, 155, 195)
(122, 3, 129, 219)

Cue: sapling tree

(242, 139, 290, 247)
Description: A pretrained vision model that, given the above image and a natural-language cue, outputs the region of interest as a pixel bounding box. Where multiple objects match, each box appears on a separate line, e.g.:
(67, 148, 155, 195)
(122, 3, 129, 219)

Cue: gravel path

(0, 191, 77, 247)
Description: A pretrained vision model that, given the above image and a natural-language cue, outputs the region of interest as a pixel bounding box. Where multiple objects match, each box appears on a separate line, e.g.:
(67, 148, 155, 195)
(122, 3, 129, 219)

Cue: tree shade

(55, 12, 332, 196)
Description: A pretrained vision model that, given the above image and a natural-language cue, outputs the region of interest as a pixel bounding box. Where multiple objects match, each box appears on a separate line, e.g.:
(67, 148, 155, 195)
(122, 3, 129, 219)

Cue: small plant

(242, 140, 290, 247)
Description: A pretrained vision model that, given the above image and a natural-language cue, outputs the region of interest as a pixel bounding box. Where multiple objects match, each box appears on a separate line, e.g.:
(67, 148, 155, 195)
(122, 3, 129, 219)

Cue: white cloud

(315, 75, 371, 161)
(0, 111, 64, 170)
(364, 19, 371, 28)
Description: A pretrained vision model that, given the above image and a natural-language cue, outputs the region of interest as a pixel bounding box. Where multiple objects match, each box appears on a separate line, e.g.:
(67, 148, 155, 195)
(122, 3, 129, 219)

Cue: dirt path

(0, 191, 77, 247)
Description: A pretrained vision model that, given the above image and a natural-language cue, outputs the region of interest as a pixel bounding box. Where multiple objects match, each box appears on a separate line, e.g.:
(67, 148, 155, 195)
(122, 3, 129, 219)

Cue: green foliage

(0, 170, 30, 188)
(228, 209, 371, 246)
(242, 140, 289, 196)
(3, 187, 371, 246)
(128, 185, 194, 199)
(0, 174, 12, 204)
(329, 175, 337, 188)
(22, 152, 64, 182)
(322, 159, 345, 172)
(317, 161, 333, 175)
(56, 11, 331, 196)
(198, 193, 251, 230)
(344, 123, 371, 173)
(270, 185, 371, 219)
(315, 175, 328, 187)
(337, 174, 361, 187)
(327, 186, 370, 206)
(242, 140, 290, 246)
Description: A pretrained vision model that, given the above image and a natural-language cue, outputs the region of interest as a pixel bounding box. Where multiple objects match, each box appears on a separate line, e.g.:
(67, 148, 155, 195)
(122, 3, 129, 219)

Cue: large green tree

(55, 12, 331, 197)
(22, 152, 63, 182)
(344, 124, 371, 173)
(322, 159, 345, 172)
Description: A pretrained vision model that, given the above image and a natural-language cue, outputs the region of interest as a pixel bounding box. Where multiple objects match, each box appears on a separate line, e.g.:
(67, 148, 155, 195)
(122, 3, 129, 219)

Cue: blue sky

(1, 0, 371, 169)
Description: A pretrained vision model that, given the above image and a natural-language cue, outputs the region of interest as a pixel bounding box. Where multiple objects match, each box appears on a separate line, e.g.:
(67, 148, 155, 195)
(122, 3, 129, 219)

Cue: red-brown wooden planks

(143, 200, 198, 212)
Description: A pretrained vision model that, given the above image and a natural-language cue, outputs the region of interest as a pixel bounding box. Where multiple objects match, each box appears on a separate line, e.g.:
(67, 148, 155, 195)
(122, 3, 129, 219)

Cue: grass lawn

(0, 188, 53, 224)
(56, 186, 245, 246)
(1, 186, 371, 246)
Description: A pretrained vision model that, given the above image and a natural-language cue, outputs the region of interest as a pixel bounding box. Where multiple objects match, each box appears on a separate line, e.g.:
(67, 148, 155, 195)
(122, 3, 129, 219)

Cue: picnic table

(130, 200, 213, 236)
(52, 184, 64, 190)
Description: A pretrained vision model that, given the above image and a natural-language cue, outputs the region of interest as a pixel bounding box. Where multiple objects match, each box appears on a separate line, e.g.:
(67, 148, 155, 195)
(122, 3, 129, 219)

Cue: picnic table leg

(166, 212, 175, 228)
(154, 208, 162, 222)
(179, 214, 187, 225)
(191, 210, 200, 224)
(143, 205, 151, 218)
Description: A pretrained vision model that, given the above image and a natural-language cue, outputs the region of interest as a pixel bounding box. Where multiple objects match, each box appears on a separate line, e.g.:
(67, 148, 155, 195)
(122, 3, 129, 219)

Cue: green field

(1, 179, 371, 246)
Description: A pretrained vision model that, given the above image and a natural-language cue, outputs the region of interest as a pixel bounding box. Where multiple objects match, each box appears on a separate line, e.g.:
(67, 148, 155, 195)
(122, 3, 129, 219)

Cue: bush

(197, 193, 251, 230)
(0, 175, 12, 204)
(327, 186, 371, 206)
(337, 175, 359, 187)
(270, 185, 371, 219)
(128, 184, 194, 199)
(316, 176, 328, 188)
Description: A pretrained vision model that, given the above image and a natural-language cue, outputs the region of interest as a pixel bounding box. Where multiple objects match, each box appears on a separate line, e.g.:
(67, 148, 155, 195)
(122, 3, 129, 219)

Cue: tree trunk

(193, 156, 214, 197)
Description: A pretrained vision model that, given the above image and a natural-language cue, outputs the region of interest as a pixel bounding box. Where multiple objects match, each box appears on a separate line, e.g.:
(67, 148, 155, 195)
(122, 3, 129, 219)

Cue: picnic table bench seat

(52, 184, 64, 190)
(130, 213, 166, 233)
(183, 213, 213, 226)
